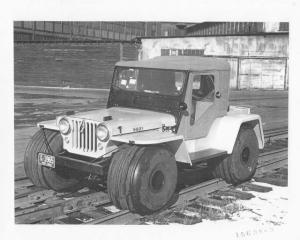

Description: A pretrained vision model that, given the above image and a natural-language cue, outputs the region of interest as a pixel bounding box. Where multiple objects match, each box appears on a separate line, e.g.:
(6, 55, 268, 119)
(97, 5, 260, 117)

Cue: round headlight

(96, 124, 109, 142)
(58, 118, 71, 135)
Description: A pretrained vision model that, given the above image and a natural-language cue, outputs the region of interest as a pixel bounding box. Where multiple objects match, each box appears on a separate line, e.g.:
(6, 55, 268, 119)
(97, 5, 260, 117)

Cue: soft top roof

(116, 56, 230, 71)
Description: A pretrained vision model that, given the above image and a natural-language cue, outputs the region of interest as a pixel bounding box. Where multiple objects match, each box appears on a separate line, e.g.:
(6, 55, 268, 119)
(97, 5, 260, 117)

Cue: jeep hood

(38, 107, 176, 136)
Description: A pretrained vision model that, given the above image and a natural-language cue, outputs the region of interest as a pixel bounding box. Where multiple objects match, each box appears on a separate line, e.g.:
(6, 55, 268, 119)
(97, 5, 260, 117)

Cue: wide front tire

(24, 129, 81, 192)
(107, 145, 178, 214)
(212, 128, 259, 185)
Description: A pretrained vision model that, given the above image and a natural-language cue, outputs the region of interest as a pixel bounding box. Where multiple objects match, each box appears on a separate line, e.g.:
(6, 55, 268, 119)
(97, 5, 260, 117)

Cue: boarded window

(161, 48, 204, 56)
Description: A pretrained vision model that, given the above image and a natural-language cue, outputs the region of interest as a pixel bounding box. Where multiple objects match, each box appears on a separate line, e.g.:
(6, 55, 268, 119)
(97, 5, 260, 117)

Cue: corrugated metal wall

(186, 22, 289, 36)
(14, 42, 139, 88)
(14, 21, 147, 41)
(14, 21, 171, 42)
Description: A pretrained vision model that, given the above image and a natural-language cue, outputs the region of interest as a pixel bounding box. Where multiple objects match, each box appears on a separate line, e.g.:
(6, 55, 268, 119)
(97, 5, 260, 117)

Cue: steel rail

(15, 147, 287, 224)
(14, 147, 288, 223)
(263, 127, 288, 141)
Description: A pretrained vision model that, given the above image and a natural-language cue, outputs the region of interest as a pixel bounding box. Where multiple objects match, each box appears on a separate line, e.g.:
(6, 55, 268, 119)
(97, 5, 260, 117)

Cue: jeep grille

(71, 119, 98, 152)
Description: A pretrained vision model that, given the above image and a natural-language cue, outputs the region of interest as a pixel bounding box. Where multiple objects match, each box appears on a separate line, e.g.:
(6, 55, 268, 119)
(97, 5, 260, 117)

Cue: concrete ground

(14, 86, 288, 178)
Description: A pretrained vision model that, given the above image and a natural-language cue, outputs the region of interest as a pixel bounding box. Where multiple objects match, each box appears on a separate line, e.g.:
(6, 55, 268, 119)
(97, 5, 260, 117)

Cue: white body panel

(185, 112, 264, 156)
(111, 130, 190, 164)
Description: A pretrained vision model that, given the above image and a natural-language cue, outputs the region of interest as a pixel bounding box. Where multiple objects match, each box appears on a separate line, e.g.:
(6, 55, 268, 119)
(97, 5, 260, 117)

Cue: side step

(189, 148, 227, 164)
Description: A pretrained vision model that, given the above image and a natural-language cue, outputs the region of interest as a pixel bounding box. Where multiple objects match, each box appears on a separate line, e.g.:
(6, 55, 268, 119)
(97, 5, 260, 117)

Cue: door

(177, 71, 228, 140)
(239, 59, 286, 89)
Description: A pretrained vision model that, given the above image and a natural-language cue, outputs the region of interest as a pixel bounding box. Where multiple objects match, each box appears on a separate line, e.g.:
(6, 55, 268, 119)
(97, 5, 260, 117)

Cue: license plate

(38, 153, 55, 168)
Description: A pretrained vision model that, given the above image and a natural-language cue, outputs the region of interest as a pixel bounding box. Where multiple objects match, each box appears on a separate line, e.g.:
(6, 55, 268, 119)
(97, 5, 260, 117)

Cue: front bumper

(55, 153, 106, 176)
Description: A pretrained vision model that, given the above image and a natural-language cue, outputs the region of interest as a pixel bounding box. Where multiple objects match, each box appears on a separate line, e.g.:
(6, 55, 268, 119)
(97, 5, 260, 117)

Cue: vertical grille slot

(76, 120, 78, 148)
(89, 122, 93, 151)
(80, 123, 82, 149)
(85, 121, 88, 151)
(72, 120, 75, 148)
(94, 123, 97, 152)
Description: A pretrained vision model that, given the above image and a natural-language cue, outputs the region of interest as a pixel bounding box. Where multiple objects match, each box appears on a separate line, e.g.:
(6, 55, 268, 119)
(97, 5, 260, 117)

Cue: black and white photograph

(1, 1, 299, 240)
(13, 19, 289, 224)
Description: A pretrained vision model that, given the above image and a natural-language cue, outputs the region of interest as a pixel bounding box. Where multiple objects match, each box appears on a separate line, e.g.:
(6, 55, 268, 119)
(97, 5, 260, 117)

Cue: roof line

(135, 31, 289, 41)
(14, 39, 135, 44)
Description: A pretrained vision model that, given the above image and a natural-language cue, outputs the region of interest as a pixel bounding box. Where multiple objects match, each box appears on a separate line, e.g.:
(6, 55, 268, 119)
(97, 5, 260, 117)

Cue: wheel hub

(150, 170, 165, 192)
(241, 147, 250, 163)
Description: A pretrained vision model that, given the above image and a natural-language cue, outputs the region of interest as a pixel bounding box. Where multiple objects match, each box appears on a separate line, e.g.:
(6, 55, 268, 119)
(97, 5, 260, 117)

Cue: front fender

(37, 119, 59, 131)
(111, 130, 191, 164)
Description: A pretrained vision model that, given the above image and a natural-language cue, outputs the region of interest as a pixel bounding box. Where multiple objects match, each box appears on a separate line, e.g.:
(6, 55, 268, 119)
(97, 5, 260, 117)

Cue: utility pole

(99, 21, 102, 39)
(124, 22, 127, 40)
(32, 21, 36, 41)
(144, 22, 147, 37)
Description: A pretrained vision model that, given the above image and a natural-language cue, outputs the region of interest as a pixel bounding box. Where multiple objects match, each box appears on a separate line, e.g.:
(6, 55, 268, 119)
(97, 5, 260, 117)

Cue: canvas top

(116, 56, 230, 71)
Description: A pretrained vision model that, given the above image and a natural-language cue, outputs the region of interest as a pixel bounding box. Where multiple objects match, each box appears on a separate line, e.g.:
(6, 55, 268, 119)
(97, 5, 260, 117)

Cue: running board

(189, 148, 227, 164)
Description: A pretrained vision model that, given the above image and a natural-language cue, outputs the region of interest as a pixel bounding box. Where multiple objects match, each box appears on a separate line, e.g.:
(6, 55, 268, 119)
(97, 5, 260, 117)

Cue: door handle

(215, 91, 221, 98)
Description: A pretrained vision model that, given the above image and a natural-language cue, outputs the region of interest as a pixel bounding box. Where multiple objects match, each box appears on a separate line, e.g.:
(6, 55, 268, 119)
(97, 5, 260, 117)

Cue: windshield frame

(107, 67, 190, 132)
(112, 66, 188, 97)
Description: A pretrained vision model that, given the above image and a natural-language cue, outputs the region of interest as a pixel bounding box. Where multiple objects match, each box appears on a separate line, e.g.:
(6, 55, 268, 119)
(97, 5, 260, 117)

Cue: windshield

(113, 67, 187, 96)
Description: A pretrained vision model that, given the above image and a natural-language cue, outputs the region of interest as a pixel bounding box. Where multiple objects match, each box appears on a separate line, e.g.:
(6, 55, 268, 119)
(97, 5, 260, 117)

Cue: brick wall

(14, 42, 139, 88)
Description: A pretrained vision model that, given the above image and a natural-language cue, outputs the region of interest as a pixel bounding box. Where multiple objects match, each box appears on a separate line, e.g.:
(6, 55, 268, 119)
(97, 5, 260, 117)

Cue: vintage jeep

(24, 56, 264, 214)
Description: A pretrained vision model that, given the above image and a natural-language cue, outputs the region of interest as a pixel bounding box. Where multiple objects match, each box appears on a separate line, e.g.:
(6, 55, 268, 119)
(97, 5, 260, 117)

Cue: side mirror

(179, 102, 188, 111)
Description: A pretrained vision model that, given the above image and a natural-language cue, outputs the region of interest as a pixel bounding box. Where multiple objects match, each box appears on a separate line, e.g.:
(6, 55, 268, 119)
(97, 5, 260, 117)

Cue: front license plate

(38, 153, 55, 168)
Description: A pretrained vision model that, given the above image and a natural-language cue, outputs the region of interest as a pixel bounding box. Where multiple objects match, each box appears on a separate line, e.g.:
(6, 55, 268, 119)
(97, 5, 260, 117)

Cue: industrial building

(14, 21, 289, 90)
(137, 22, 289, 90)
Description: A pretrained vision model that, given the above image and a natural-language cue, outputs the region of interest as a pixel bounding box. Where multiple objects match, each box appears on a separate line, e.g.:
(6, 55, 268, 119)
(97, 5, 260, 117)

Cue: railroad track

(85, 147, 288, 225)
(14, 128, 288, 224)
(263, 126, 288, 142)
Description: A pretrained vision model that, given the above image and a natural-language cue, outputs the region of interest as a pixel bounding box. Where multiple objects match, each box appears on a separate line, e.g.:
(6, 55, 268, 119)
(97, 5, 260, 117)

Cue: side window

(192, 74, 215, 101)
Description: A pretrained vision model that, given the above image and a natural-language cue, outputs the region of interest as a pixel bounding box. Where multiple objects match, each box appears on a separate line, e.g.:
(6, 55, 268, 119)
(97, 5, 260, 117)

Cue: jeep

(24, 56, 264, 214)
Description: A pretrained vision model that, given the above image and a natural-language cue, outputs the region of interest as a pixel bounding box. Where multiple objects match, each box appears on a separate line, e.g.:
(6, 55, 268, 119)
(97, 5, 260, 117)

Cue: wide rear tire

(107, 145, 177, 214)
(212, 128, 259, 185)
(24, 129, 81, 192)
